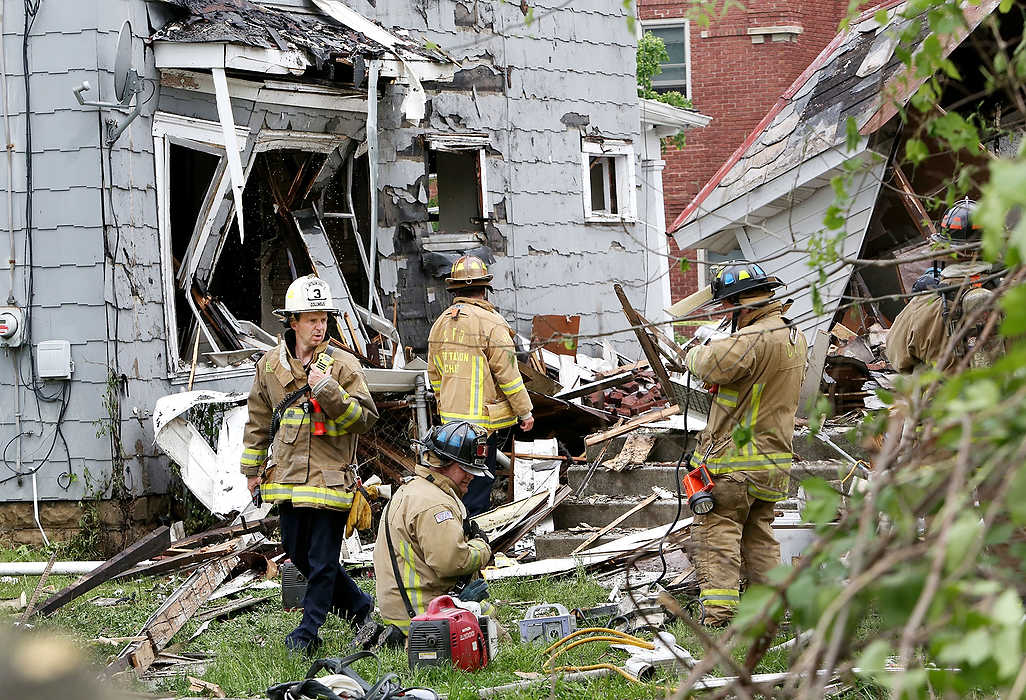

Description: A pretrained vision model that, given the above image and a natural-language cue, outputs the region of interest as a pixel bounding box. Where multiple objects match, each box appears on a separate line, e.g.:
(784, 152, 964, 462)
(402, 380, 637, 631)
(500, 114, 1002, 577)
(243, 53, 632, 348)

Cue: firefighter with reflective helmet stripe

(428, 254, 534, 516)
(683, 261, 807, 627)
(373, 421, 495, 640)
(887, 198, 1004, 372)
(241, 274, 381, 654)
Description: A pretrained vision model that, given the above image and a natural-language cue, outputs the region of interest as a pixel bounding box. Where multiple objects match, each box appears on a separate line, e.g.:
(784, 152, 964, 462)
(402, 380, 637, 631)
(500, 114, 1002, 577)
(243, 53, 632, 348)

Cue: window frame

(640, 18, 692, 98)
(581, 138, 637, 223)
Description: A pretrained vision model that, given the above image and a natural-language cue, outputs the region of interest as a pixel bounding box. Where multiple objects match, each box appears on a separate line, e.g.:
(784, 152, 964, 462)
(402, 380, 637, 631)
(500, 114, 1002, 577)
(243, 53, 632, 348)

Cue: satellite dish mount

(73, 20, 145, 147)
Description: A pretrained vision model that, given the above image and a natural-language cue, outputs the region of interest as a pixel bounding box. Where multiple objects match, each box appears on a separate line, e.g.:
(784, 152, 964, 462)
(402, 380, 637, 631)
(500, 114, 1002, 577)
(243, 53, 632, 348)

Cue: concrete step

(568, 465, 681, 498)
(552, 497, 688, 530)
(534, 530, 626, 559)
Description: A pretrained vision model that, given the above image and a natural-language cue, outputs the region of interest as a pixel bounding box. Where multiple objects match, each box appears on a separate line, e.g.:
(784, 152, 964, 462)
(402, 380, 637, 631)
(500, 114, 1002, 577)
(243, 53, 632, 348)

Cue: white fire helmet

(273, 275, 339, 317)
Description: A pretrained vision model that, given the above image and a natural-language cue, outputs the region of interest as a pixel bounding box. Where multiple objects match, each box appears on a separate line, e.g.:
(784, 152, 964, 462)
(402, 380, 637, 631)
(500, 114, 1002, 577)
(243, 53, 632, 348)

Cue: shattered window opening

(158, 129, 378, 376)
(427, 148, 487, 236)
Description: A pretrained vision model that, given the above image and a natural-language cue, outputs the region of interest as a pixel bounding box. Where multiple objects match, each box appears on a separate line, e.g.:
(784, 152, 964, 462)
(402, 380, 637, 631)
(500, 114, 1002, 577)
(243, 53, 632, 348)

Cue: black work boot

(353, 614, 385, 650)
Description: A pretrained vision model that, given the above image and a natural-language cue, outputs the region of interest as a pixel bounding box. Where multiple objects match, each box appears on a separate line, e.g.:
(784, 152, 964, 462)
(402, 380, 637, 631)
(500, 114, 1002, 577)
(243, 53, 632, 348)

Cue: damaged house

(669, 0, 1010, 344)
(0, 0, 708, 540)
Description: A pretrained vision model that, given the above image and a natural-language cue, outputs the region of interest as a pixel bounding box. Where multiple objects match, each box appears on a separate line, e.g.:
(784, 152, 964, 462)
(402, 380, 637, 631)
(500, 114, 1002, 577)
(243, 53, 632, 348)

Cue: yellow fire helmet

(445, 255, 493, 291)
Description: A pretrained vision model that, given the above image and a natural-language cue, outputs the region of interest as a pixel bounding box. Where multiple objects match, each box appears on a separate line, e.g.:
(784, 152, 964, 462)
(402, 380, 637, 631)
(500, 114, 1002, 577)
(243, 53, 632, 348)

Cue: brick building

(637, 0, 854, 300)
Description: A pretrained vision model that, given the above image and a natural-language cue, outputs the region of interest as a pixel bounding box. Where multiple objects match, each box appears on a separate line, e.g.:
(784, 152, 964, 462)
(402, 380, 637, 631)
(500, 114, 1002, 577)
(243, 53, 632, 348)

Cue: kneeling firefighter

(373, 421, 495, 645)
(683, 261, 808, 627)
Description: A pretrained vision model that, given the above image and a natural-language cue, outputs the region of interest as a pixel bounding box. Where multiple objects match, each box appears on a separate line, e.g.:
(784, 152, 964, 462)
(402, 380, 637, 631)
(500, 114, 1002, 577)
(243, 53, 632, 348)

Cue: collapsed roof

(667, 0, 1001, 337)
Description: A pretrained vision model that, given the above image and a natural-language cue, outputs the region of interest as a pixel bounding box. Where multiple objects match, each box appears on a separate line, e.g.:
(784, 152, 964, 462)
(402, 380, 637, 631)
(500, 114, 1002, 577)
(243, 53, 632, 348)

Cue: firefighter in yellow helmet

(241, 274, 381, 654)
(886, 198, 1003, 372)
(427, 255, 534, 516)
(683, 261, 807, 627)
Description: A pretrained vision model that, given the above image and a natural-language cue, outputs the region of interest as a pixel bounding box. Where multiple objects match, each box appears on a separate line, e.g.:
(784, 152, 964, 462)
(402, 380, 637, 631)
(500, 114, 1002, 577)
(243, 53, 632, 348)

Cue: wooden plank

(110, 554, 241, 676)
(196, 595, 267, 622)
(665, 284, 714, 319)
(584, 404, 681, 447)
(170, 517, 278, 551)
(35, 526, 172, 617)
(553, 371, 633, 401)
(614, 284, 682, 407)
(892, 164, 937, 240)
(570, 493, 658, 555)
(116, 541, 236, 581)
(594, 359, 649, 378)
(798, 329, 831, 418)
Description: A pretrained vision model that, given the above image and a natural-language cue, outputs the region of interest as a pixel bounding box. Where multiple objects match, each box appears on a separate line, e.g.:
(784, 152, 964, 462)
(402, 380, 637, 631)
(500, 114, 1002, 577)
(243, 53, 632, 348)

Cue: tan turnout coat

(685, 303, 808, 502)
(240, 335, 378, 510)
(373, 467, 491, 630)
(427, 297, 532, 432)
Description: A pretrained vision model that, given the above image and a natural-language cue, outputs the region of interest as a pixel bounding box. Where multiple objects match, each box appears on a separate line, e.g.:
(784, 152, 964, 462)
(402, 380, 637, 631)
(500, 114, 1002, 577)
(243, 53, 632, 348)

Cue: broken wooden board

(798, 329, 831, 418)
(490, 485, 573, 554)
(584, 404, 681, 446)
(109, 554, 241, 676)
(553, 371, 633, 402)
(602, 433, 656, 472)
(170, 517, 279, 551)
(484, 518, 693, 581)
(570, 493, 658, 555)
(472, 491, 550, 536)
(116, 540, 237, 581)
(35, 526, 171, 617)
(196, 594, 267, 622)
(665, 284, 714, 319)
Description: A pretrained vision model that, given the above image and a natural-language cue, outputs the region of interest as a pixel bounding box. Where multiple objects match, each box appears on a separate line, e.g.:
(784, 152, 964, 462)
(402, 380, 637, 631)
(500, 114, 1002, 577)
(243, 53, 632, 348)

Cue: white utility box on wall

(37, 340, 74, 379)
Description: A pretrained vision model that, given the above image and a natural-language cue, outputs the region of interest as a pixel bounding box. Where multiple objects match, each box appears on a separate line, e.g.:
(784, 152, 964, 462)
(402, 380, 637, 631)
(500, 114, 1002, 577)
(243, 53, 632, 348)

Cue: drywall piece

(152, 390, 270, 518)
(512, 439, 560, 535)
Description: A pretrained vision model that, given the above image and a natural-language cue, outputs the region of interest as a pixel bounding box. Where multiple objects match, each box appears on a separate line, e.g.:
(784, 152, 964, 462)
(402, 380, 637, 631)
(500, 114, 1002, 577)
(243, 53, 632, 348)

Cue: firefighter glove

(460, 578, 490, 603)
(345, 484, 379, 538)
(464, 518, 489, 545)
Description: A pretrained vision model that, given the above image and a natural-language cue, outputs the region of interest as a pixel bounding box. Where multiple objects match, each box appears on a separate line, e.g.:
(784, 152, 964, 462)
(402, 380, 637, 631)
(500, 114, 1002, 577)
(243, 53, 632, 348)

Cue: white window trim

(581, 139, 637, 223)
(153, 112, 251, 379)
(640, 18, 691, 98)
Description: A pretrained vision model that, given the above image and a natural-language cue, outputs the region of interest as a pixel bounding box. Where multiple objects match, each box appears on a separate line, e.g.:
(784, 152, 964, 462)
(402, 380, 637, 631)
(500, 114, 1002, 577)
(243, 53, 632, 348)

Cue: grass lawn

(0, 547, 882, 699)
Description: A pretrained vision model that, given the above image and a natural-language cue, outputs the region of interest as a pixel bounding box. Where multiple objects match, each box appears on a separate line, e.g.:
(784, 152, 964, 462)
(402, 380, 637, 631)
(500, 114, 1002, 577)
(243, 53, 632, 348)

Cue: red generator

(407, 595, 488, 671)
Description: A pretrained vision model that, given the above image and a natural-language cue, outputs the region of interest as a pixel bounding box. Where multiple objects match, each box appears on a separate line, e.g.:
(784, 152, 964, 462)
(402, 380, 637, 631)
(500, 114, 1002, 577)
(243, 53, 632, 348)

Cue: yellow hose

(544, 636, 654, 670)
(543, 627, 649, 655)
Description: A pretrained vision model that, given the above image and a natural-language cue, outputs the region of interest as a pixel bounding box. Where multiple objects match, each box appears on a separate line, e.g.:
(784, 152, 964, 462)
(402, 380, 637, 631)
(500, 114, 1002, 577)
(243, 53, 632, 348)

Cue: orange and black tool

(682, 462, 715, 515)
(310, 397, 327, 436)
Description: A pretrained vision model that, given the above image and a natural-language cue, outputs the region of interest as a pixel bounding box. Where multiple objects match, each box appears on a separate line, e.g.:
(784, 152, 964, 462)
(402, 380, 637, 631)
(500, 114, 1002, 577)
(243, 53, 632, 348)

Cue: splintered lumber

(798, 329, 831, 418)
(109, 554, 241, 676)
(116, 540, 236, 581)
(570, 493, 659, 555)
(584, 404, 681, 446)
(170, 517, 278, 551)
(615, 283, 685, 402)
(196, 595, 267, 622)
(491, 485, 573, 554)
(603, 433, 656, 472)
(553, 371, 633, 401)
(35, 526, 171, 617)
(20, 553, 56, 622)
(665, 284, 714, 319)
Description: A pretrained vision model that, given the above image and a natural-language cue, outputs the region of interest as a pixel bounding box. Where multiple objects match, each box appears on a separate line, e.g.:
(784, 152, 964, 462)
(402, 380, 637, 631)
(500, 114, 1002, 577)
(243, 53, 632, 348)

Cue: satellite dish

(72, 18, 145, 146)
(113, 20, 137, 104)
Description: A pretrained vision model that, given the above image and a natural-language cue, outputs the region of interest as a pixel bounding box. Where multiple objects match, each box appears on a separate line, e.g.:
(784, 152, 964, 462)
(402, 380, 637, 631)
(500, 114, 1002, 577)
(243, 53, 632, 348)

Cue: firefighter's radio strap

(270, 384, 311, 443)
(383, 500, 417, 619)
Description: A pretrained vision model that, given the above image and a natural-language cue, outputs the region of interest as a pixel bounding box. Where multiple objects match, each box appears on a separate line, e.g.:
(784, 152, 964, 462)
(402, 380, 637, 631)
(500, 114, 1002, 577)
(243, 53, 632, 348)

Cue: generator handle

(426, 594, 458, 615)
(524, 603, 570, 619)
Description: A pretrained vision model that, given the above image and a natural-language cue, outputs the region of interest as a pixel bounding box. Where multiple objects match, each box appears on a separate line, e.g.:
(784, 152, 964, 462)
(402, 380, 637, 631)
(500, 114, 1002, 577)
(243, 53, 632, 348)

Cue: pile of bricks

(582, 370, 670, 417)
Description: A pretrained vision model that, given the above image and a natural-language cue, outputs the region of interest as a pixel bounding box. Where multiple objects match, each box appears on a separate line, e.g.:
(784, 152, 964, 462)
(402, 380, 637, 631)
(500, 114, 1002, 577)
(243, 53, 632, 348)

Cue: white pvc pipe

(0, 561, 107, 576)
(0, 0, 15, 304)
(31, 472, 49, 547)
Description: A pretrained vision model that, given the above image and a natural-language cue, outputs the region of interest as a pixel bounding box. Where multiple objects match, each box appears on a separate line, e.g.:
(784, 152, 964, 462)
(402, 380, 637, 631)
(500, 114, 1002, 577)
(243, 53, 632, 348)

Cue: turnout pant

(279, 502, 373, 648)
(689, 474, 780, 625)
(463, 430, 503, 517)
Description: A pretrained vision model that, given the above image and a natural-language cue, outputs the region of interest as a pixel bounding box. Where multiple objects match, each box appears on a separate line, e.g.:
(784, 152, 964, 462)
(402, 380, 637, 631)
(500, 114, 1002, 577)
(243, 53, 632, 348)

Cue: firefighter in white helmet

(241, 274, 381, 654)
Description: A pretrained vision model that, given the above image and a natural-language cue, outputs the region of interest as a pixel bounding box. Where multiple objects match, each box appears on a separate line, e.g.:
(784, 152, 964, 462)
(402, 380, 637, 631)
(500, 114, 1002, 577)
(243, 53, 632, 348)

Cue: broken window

(641, 21, 691, 97)
(581, 139, 636, 223)
(156, 114, 390, 378)
(424, 133, 490, 244)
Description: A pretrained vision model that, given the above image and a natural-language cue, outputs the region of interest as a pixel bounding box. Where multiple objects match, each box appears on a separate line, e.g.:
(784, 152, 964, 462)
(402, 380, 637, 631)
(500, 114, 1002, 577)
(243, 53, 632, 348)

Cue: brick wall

(639, 0, 853, 301)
